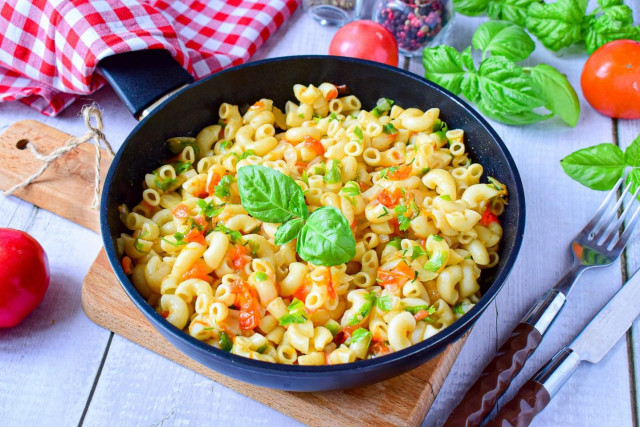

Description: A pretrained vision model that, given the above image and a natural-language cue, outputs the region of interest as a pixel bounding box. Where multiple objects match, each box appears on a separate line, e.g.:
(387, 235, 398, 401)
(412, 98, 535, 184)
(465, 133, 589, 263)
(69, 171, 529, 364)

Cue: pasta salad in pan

(117, 82, 508, 365)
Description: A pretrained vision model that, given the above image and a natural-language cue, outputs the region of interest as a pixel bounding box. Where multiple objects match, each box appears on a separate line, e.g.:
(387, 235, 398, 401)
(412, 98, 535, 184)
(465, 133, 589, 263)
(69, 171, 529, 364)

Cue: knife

(486, 267, 640, 427)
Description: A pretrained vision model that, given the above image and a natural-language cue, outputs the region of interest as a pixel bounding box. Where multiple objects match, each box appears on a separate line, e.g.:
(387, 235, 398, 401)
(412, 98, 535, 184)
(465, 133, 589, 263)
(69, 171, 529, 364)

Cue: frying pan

(99, 52, 525, 391)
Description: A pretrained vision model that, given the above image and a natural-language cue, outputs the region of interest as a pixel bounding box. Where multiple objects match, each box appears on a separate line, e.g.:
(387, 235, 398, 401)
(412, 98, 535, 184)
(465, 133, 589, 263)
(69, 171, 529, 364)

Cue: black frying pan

(99, 52, 525, 391)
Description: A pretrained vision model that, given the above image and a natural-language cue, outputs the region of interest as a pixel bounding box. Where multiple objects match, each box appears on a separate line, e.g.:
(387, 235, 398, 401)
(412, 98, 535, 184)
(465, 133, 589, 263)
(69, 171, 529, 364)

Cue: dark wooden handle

(486, 380, 551, 427)
(444, 323, 543, 427)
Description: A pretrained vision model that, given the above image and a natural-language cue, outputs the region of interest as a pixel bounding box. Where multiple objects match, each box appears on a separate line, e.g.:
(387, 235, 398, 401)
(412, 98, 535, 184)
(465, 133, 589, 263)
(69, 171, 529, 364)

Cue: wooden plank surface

(0, 3, 638, 427)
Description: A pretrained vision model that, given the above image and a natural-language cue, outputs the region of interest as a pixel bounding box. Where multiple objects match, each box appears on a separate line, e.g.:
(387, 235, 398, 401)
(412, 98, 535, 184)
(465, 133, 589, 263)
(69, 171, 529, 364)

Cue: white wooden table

(1, 6, 639, 427)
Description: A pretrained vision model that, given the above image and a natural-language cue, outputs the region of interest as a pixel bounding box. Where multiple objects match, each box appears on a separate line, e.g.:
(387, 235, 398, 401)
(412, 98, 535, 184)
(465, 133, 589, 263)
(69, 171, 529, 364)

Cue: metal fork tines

(573, 177, 640, 265)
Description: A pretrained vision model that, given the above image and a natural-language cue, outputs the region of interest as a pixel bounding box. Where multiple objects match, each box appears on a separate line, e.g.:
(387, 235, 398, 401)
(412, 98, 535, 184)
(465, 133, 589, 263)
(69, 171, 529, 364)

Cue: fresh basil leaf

(627, 168, 640, 197)
(218, 331, 233, 352)
(350, 328, 372, 345)
(452, 0, 489, 16)
(474, 98, 554, 125)
(526, 0, 587, 51)
(296, 206, 356, 266)
(584, 3, 639, 53)
(475, 56, 546, 113)
(422, 45, 468, 94)
(274, 218, 305, 245)
(472, 21, 535, 62)
(528, 64, 580, 127)
(487, 0, 539, 27)
(377, 295, 393, 311)
(237, 165, 308, 223)
(560, 143, 626, 190)
(625, 134, 640, 167)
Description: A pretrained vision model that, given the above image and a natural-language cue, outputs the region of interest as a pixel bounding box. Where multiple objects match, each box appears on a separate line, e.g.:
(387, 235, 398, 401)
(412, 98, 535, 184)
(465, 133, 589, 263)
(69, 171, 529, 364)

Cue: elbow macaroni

(118, 83, 508, 364)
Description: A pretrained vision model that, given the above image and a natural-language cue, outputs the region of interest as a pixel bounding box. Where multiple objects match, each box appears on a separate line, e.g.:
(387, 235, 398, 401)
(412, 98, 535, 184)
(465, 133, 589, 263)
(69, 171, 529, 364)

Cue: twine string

(2, 105, 115, 209)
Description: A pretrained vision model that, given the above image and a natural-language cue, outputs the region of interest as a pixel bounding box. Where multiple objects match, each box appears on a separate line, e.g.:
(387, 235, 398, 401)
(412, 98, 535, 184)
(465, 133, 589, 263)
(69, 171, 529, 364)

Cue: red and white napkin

(0, 0, 300, 116)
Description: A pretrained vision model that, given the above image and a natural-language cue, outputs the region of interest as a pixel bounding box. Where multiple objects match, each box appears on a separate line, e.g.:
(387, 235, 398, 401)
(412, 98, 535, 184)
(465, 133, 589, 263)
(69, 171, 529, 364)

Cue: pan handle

(98, 50, 194, 120)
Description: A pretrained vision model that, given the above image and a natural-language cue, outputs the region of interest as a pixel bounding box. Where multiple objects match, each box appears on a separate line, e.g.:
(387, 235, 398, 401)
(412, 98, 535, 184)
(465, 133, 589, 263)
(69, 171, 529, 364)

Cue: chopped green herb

(346, 292, 376, 326)
(371, 98, 395, 117)
(167, 137, 200, 156)
(197, 199, 226, 218)
(379, 168, 389, 180)
(313, 115, 322, 124)
(214, 175, 236, 198)
(383, 123, 398, 135)
(298, 113, 304, 118)
(377, 207, 390, 218)
(171, 161, 192, 174)
(453, 302, 467, 315)
(247, 240, 260, 256)
(433, 119, 449, 140)
(424, 250, 447, 272)
(314, 162, 326, 175)
(219, 140, 232, 151)
(256, 344, 268, 354)
(376, 295, 393, 311)
(153, 172, 177, 192)
(440, 194, 451, 201)
(487, 176, 503, 192)
(218, 331, 233, 352)
(403, 305, 436, 316)
(254, 271, 268, 282)
(411, 245, 427, 261)
(431, 234, 443, 242)
(301, 170, 309, 185)
(217, 120, 226, 127)
(329, 112, 341, 121)
(278, 298, 308, 326)
(354, 126, 364, 141)
(324, 160, 342, 184)
(394, 205, 411, 231)
(387, 237, 402, 250)
(162, 231, 186, 247)
(215, 223, 243, 243)
(341, 182, 361, 197)
(188, 217, 204, 232)
(421, 168, 430, 175)
(239, 150, 256, 160)
(324, 320, 341, 337)
(350, 328, 372, 345)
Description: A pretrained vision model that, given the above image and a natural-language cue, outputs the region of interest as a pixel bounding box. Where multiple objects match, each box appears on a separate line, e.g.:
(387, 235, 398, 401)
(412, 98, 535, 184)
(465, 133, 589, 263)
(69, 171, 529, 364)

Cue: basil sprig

(423, 21, 579, 127)
(561, 133, 640, 194)
(453, 0, 640, 53)
(237, 165, 355, 266)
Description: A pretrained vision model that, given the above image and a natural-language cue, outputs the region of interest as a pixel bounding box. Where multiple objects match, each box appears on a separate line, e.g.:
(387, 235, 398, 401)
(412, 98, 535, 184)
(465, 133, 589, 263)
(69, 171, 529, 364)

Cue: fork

(444, 177, 640, 427)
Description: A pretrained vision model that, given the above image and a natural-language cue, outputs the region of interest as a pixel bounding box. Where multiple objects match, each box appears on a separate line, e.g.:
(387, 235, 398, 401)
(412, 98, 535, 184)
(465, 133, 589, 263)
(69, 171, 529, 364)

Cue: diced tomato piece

(161, 310, 170, 318)
(230, 279, 262, 330)
(181, 259, 212, 283)
(249, 100, 265, 110)
(414, 310, 430, 321)
(293, 284, 309, 302)
(388, 165, 412, 181)
(172, 204, 190, 219)
(359, 181, 370, 192)
(304, 135, 325, 156)
(229, 244, 250, 271)
(480, 207, 499, 227)
(389, 218, 401, 236)
(121, 256, 133, 275)
(326, 89, 338, 100)
(207, 172, 222, 196)
(295, 161, 309, 168)
(192, 216, 208, 229)
(377, 261, 413, 289)
(376, 188, 403, 208)
(184, 228, 206, 246)
(371, 340, 391, 357)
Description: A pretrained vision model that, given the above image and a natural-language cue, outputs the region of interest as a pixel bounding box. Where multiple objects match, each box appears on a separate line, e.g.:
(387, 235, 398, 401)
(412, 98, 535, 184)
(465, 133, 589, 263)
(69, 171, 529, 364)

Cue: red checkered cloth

(0, 0, 300, 116)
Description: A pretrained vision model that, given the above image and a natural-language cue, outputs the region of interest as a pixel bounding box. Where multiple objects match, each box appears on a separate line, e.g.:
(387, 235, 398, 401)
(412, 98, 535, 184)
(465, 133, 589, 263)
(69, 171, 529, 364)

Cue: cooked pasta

(117, 83, 508, 365)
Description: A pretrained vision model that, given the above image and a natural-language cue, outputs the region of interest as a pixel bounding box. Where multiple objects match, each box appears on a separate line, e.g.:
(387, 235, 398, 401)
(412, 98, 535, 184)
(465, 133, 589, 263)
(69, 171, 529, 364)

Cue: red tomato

(329, 20, 399, 67)
(581, 39, 640, 119)
(0, 229, 50, 327)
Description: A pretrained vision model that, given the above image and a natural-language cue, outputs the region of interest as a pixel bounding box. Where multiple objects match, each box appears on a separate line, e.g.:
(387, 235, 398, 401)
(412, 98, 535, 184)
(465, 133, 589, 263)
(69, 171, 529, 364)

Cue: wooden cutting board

(0, 120, 467, 427)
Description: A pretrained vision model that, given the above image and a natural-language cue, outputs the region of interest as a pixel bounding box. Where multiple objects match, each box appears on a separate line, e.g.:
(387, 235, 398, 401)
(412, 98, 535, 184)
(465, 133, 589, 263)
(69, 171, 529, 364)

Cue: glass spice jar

(373, 0, 454, 55)
(303, 0, 366, 26)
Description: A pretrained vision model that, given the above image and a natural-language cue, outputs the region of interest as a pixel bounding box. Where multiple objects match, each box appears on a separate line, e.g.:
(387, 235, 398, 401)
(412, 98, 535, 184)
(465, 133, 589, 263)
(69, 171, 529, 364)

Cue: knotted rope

(2, 105, 115, 209)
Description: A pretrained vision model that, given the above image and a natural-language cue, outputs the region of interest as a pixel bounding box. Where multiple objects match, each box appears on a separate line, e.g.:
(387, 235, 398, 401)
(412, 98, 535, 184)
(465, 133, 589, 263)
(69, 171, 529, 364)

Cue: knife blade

(487, 267, 640, 427)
